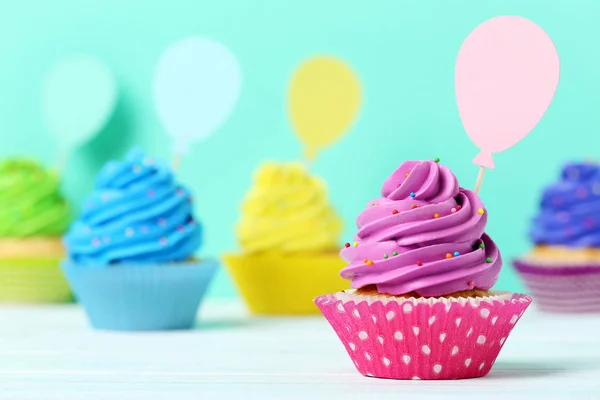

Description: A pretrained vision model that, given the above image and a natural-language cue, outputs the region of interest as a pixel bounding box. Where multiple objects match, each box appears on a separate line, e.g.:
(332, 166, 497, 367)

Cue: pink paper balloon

(455, 16, 560, 169)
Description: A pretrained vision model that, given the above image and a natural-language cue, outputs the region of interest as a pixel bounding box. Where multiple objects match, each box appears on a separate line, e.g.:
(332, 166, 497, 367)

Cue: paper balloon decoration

(153, 36, 241, 163)
(288, 57, 361, 161)
(456, 16, 560, 174)
(42, 56, 117, 167)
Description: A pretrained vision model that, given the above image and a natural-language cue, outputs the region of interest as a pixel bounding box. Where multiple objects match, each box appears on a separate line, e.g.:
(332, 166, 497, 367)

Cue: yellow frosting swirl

(237, 162, 342, 253)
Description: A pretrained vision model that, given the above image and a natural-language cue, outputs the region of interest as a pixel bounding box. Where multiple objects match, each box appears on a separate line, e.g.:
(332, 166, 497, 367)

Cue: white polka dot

(382, 357, 391, 366)
(377, 335, 384, 345)
(353, 309, 360, 318)
(466, 327, 473, 337)
(366, 372, 373, 377)
(358, 331, 368, 340)
(480, 308, 490, 318)
(348, 342, 356, 351)
(413, 327, 420, 336)
(403, 303, 413, 313)
(345, 325, 351, 332)
(422, 345, 431, 355)
(500, 337, 506, 345)
(371, 315, 377, 323)
(394, 331, 403, 341)
(465, 358, 472, 367)
(510, 314, 518, 324)
(411, 376, 421, 380)
(433, 364, 442, 374)
(455, 317, 462, 327)
(477, 335, 486, 345)
(403, 355, 411, 364)
(439, 333, 446, 342)
(451, 346, 459, 355)
(337, 303, 345, 312)
(479, 362, 485, 370)
(491, 316, 498, 325)
(354, 360, 360, 367)
(428, 316, 436, 325)
(386, 310, 395, 320)
(365, 352, 372, 361)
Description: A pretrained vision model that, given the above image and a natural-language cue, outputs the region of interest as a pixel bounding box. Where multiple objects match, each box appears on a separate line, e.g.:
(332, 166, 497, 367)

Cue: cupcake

(0, 159, 72, 303)
(514, 162, 600, 313)
(315, 159, 531, 380)
(224, 162, 348, 315)
(62, 148, 217, 331)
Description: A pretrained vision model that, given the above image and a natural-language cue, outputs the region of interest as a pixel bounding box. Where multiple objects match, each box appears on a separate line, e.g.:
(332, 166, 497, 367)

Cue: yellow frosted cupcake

(223, 162, 348, 314)
(0, 159, 72, 303)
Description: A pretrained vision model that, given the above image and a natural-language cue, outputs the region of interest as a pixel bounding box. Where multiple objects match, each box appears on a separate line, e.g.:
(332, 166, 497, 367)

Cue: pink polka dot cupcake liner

(514, 259, 600, 313)
(315, 290, 532, 380)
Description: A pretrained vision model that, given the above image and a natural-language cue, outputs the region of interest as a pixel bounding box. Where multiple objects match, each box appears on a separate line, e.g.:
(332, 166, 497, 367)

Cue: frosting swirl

(530, 162, 600, 247)
(64, 149, 201, 265)
(0, 159, 70, 237)
(340, 160, 501, 297)
(237, 162, 342, 253)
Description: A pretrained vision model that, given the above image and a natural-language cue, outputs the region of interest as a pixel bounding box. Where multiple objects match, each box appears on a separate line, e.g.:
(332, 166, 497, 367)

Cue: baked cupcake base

(315, 289, 531, 380)
(223, 252, 348, 315)
(62, 259, 218, 331)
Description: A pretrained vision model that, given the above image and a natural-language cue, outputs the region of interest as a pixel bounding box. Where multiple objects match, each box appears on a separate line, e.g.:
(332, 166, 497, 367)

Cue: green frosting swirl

(0, 159, 71, 237)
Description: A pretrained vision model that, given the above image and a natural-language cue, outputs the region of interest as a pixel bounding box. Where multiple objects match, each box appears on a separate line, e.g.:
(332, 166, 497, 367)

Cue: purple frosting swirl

(340, 160, 501, 297)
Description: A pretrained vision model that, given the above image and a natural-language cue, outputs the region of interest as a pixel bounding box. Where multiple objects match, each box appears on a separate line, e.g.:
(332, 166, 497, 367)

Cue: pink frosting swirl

(340, 160, 501, 297)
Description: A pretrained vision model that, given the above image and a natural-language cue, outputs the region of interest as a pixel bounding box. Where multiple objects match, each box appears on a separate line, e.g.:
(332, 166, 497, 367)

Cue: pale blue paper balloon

(42, 56, 117, 161)
(153, 37, 241, 156)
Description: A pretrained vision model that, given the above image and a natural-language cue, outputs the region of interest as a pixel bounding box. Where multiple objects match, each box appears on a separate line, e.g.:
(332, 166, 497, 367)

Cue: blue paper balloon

(42, 56, 117, 161)
(153, 37, 241, 156)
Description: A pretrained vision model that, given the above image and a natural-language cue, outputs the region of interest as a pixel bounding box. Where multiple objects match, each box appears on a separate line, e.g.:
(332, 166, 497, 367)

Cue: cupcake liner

(223, 252, 348, 315)
(514, 259, 600, 313)
(62, 259, 218, 331)
(0, 258, 72, 303)
(315, 290, 532, 380)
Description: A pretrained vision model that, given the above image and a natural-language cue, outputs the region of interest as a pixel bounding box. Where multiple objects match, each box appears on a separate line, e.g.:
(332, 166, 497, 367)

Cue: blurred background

(1, 0, 597, 298)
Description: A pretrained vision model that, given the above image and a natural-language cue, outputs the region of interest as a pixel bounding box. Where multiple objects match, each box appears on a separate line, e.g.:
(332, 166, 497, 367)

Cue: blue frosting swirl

(64, 149, 202, 265)
(530, 162, 600, 247)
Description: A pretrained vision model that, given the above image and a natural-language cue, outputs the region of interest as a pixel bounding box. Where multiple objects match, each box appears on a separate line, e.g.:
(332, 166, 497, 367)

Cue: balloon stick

(172, 153, 182, 172)
(473, 166, 485, 195)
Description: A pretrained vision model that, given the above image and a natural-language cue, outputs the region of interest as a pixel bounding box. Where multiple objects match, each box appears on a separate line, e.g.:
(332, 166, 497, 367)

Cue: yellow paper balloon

(288, 57, 361, 160)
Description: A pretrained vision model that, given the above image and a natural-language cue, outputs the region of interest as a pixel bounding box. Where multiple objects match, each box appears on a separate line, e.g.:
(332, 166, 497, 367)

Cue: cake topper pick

(153, 36, 241, 171)
(288, 56, 361, 163)
(42, 55, 116, 172)
(455, 16, 560, 194)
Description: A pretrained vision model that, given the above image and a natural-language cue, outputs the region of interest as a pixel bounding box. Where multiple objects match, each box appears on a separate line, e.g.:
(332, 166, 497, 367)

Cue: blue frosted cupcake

(62, 148, 217, 330)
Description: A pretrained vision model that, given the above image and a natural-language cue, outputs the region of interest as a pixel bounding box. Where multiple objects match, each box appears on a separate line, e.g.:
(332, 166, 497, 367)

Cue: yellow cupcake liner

(0, 258, 73, 303)
(223, 252, 349, 315)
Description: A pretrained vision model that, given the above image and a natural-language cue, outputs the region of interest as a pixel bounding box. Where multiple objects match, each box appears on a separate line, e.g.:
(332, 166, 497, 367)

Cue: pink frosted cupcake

(315, 159, 531, 380)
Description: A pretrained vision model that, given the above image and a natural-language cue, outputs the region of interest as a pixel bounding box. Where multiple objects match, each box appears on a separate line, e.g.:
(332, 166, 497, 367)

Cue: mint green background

(0, 0, 597, 298)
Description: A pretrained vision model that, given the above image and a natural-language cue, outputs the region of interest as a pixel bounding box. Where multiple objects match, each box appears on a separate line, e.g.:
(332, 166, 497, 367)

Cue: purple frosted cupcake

(514, 162, 600, 313)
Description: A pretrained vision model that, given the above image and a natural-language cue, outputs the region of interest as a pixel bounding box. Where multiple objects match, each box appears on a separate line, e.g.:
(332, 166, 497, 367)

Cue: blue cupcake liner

(62, 259, 217, 331)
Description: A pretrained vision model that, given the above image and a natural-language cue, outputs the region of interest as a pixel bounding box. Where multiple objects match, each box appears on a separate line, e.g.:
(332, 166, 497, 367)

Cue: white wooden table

(1, 300, 599, 399)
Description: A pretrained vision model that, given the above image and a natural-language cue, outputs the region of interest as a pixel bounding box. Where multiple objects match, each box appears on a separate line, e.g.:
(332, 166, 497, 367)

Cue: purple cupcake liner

(513, 259, 600, 313)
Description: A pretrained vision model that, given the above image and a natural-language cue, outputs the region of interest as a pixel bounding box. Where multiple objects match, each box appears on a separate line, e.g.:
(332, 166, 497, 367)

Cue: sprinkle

(392, 209, 399, 215)
(353, 241, 358, 247)
(158, 218, 167, 226)
(434, 157, 440, 163)
(176, 188, 185, 196)
(147, 190, 155, 198)
(103, 236, 111, 244)
(453, 251, 460, 256)
(467, 280, 475, 286)
(133, 165, 142, 173)
(486, 257, 492, 263)
(384, 253, 389, 259)
(405, 173, 409, 177)
(363, 259, 368, 263)
(446, 253, 452, 259)
(417, 261, 423, 266)
(451, 208, 457, 213)
(92, 238, 101, 247)
(82, 226, 91, 233)
(371, 203, 375, 207)
(392, 251, 398, 256)
(345, 243, 350, 248)
(577, 188, 588, 199)
(434, 213, 440, 219)
(160, 237, 168, 245)
(456, 205, 462, 211)
(366, 260, 374, 267)
(177, 225, 185, 232)
(411, 205, 418, 209)
(143, 157, 154, 166)
(410, 192, 416, 198)
(477, 208, 484, 215)
(397, 184, 401, 188)
(479, 243, 485, 249)
(125, 228, 134, 237)
(140, 226, 149, 234)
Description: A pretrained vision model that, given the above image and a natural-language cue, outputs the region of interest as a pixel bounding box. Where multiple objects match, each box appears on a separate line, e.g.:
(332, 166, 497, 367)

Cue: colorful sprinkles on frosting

(392, 209, 399, 215)
(353, 241, 358, 247)
(392, 251, 398, 256)
(445, 253, 452, 259)
(417, 260, 423, 266)
(434, 213, 439, 219)
(486, 257, 492, 263)
(477, 208, 485, 215)
(468, 280, 475, 286)
(434, 157, 440, 163)
(160, 237, 168, 245)
(345, 242, 350, 248)
(453, 251, 459, 256)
